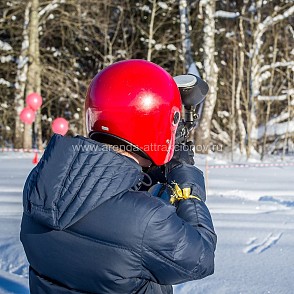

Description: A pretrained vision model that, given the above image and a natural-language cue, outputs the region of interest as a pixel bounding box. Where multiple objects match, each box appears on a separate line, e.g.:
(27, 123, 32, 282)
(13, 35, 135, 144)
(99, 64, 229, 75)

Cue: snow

(260, 70, 271, 82)
(53, 50, 61, 57)
(0, 79, 11, 87)
(267, 112, 290, 125)
(0, 154, 32, 293)
(225, 31, 235, 38)
(0, 56, 13, 63)
(39, 0, 60, 18)
(154, 44, 164, 50)
(215, 10, 240, 19)
(248, 3, 256, 13)
(194, 62, 203, 70)
(158, 2, 168, 10)
(175, 154, 294, 294)
(257, 94, 290, 101)
(17, 56, 28, 70)
(0, 152, 294, 293)
(167, 44, 177, 51)
(0, 102, 8, 108)
(252, 121, 294, 140)
(0, 41, 12, 51)
(260, 61, 294, 73)
(0, 269, 29, 294)
(139, 5, 151, 13)
(217, 111, 230, 118)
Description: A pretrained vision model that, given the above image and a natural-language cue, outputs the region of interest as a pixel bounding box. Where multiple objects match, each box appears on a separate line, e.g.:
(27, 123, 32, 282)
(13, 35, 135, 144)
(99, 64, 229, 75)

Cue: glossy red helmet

(85, 59, 182, 166)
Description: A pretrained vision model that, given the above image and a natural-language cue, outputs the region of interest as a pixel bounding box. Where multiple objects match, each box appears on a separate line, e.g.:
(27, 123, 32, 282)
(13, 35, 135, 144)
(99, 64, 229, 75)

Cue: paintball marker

(146, 75, 209, 197)
(173, 74, 209, 143)
(143, 74, 209, 187)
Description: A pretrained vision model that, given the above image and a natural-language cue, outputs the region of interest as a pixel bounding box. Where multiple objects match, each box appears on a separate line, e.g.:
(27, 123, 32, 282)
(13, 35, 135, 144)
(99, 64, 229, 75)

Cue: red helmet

(85, 59, 182, 166)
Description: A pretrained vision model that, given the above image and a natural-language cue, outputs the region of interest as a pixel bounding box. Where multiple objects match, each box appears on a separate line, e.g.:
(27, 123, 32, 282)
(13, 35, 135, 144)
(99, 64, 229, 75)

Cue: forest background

(0, 0, 293, 160)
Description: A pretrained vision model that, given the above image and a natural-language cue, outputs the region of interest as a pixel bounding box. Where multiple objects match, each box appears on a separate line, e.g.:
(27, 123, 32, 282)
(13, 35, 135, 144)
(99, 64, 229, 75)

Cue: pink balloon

(52, 117, 69, 136)
(26, 92, 43, 111)
(20, 107, 36, 124)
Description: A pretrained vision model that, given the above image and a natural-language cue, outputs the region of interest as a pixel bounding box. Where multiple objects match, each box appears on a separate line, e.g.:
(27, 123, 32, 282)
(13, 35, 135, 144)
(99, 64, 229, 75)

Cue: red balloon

(20, 107, 36, 124)
(52, 117, 69, 136)
(26, 92, 43, 111)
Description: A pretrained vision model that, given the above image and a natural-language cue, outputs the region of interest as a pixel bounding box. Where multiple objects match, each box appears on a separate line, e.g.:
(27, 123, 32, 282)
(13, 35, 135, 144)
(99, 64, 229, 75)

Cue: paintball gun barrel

(173, 74, 209, 143)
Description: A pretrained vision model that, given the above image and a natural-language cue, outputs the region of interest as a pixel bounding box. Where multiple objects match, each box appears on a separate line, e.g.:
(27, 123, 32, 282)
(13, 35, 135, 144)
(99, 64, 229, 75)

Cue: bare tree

(248, 3, 294, 156)
(1, 0, 293, 157)
(13, 2, 30, 148)
(235, 1, 248, 155)
(179, 0, 193, 72)
(194, 0, 218, 153)
(147, 0, 157, 61)
(23, 0, 41, 149)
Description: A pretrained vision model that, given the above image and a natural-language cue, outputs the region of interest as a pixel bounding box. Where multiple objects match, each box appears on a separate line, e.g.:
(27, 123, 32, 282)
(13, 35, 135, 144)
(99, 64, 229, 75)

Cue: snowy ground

(0, 152, 293, 294)
(0, 153, 31, 294)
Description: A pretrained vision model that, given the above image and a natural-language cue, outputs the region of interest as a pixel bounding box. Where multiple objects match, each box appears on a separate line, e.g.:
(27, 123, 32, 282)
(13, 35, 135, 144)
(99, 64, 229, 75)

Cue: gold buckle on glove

(170, 182, 201, 205)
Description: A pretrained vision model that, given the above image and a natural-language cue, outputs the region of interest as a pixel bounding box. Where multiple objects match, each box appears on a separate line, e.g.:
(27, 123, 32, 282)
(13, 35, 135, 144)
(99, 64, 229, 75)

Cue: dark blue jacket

(20, 135, 216, 294)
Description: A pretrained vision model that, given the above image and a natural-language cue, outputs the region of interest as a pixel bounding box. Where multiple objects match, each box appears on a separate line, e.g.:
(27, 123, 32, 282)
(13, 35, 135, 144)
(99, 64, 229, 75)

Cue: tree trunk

(282, 25, 292, 160)
(35, 26, 43, 150)
(24, 0, 41, 149)
(14, 2, 30, 148)
(261, 31, 278, 160)
(248, 5, 294, 156)
(179, 0, 193, 72)
(236, 2, 247, 155)
(194, 0, 218, 153)
(147, 0, 157, 61)
(231, 47, 236, 161)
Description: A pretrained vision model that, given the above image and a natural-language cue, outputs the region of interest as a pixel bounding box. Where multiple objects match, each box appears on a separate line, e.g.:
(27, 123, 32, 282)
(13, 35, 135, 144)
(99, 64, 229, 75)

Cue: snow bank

(0, 153, 293, 293)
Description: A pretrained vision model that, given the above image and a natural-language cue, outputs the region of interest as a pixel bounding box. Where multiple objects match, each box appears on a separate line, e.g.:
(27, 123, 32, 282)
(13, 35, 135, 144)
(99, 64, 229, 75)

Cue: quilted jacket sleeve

(142, 164, 216, 285)
(142, 200, 216, 285)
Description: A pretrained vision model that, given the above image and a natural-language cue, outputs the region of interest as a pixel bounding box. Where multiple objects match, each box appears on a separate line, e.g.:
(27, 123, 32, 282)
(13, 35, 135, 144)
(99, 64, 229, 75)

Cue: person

(20, 59, 217, 294)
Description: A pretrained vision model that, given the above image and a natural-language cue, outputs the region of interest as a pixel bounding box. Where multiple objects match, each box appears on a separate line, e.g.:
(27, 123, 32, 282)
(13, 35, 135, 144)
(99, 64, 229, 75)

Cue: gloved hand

(165, 141, 195, 175)
(146, 165, 166, 184)
(139, 166, 166, 191)
(165, 141, 206, 203)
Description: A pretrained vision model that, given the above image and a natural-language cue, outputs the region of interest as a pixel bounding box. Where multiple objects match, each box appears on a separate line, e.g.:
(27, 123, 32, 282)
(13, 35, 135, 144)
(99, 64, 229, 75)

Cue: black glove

(139, 166, 167, 191)
(174, 120, 187, 145)
(165, 141, 195, 176)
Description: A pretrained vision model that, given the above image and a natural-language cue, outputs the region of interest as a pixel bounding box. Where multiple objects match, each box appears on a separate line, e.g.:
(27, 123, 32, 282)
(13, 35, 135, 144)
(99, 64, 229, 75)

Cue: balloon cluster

(20, 93, 42, 124)
(20, 93, 69, 136)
